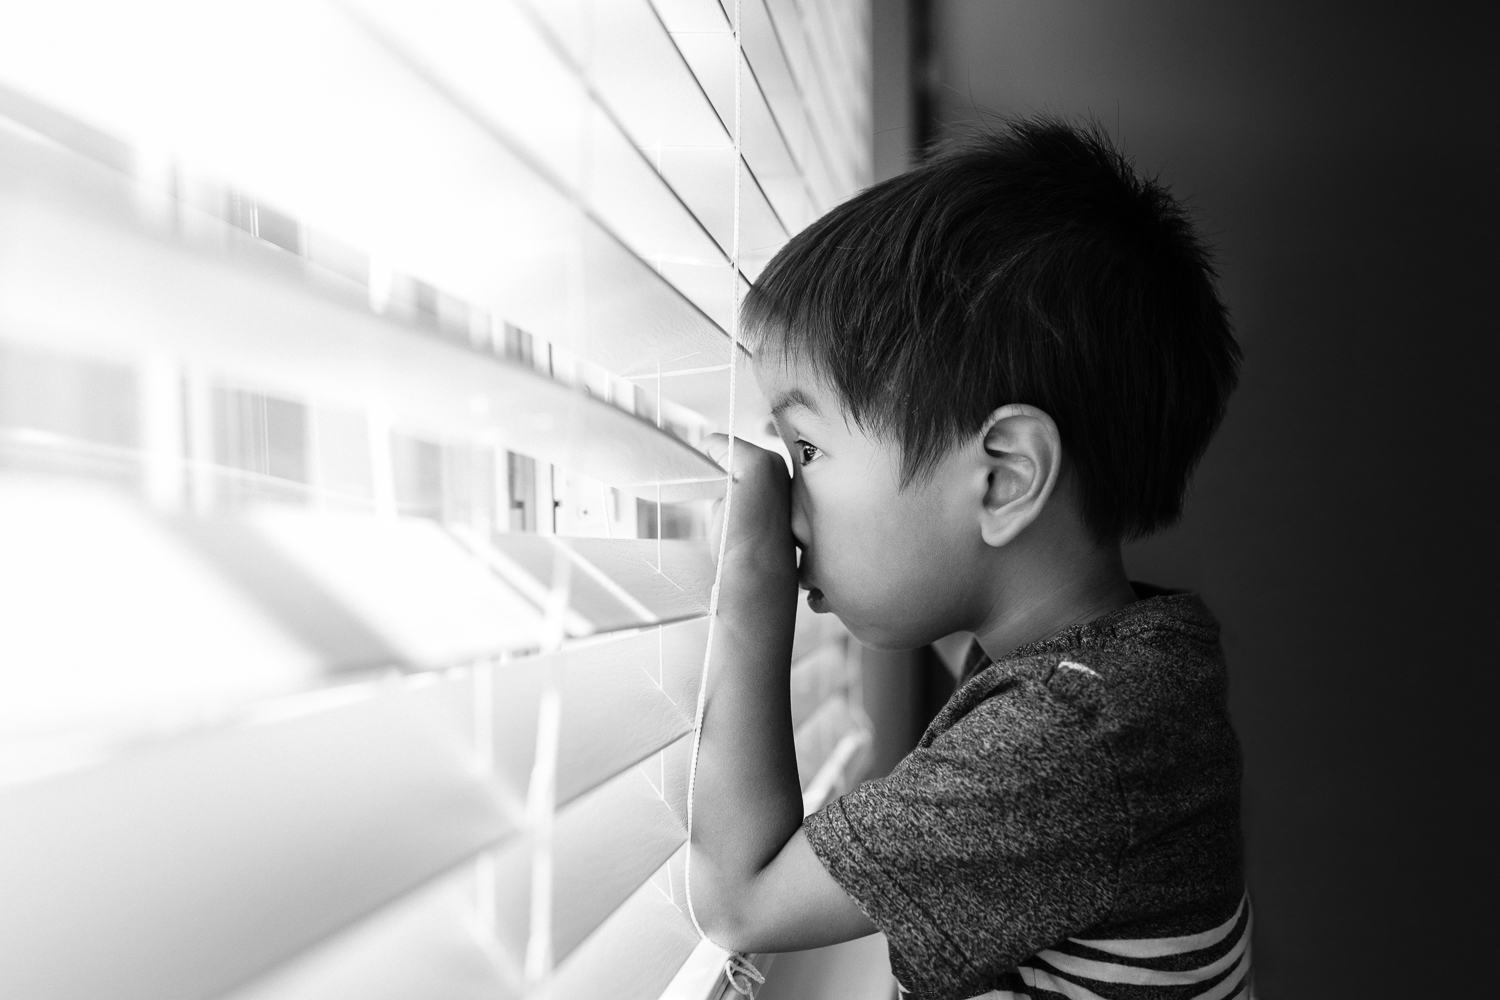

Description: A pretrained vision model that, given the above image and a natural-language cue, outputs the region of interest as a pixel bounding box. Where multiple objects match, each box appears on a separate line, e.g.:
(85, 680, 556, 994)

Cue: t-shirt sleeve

(802, 673, 1127, 1000)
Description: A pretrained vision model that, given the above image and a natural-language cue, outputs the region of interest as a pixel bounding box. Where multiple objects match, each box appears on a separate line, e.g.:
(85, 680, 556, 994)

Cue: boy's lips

(799, 560, 826, 610)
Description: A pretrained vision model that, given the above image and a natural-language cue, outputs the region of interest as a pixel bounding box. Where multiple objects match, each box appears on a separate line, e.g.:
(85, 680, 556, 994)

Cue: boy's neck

(972, 536, 1137, 663)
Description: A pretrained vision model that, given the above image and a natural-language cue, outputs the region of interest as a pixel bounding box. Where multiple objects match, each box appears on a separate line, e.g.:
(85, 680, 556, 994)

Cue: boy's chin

(832, 609, 936, 652)
(804, 586, 941, 650)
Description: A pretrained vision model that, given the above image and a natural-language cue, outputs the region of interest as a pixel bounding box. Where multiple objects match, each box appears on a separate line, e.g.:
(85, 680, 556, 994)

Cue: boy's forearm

(690, 553, 802, 938)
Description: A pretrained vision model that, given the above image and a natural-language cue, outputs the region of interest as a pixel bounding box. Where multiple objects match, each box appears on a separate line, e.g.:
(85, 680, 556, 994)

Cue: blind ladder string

(684, 0, 759, 996)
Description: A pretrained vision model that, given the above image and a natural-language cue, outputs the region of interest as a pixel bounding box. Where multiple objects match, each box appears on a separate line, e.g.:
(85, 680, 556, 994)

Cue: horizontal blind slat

(226, 872, 518, 1000)
(0, 130, 728, 500)
(551, 845, 702, 1000)
(737, 0, 830, 200)
(666, 30, 818, 232)
(0, 677, 507, 1000)
(505, 0, 795, 333)
(658, 938, 736, 1000)
(623, 359, 779, 448)
(482, 537, 715, 636)
(493, 620, 706, 807)
(491, 650, 863, 975)
(226, 508, 542, 668)
(0, 478, 321, 755)
(562, 537, 718, 622)
(759, 0, 863, 200)
(650, 0, 732, 33)
(707, 0, 854, 212)
(581, 0, 736, 149)
(521, 0, 803, 275)
(651, 150, 791, 280)
(494, 733, 693, 966)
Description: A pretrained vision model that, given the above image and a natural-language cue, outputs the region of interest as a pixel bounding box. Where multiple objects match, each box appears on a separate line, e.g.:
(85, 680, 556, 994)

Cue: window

(0, 2, 872, 997)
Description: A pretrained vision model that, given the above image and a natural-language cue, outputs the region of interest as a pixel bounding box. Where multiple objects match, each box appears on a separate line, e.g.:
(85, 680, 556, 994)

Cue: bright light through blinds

(0, 1, 873, 998)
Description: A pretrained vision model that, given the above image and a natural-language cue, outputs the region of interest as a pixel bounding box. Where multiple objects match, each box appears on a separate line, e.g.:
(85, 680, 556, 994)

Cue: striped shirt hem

(963, 894, 1255, 1000)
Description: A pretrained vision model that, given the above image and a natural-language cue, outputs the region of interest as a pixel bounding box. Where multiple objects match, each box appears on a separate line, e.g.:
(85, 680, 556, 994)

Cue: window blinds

(0, 2, 873, 999)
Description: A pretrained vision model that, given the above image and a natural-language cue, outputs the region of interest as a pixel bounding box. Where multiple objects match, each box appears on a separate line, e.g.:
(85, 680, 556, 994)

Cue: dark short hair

(744, 117, 1240, 543)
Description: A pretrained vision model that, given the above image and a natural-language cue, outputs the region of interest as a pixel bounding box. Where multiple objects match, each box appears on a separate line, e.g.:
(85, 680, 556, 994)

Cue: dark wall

(871, 0, 914, 183)
(926, 2, 1499, 995)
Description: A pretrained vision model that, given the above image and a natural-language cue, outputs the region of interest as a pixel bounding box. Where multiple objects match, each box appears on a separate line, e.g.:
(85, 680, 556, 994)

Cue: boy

(690, 118, 1248, 1000)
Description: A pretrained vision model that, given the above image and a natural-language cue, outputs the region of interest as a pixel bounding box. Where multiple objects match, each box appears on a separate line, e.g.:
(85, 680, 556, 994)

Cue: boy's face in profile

(754, 349, 995, 650)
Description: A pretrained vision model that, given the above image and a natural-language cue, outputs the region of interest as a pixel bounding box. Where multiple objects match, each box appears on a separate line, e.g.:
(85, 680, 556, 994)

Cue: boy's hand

(701, 434, 798, 587)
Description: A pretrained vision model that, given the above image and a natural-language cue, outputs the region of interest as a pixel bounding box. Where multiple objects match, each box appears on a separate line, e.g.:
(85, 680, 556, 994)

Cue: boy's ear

(975, 404, 1062, 547)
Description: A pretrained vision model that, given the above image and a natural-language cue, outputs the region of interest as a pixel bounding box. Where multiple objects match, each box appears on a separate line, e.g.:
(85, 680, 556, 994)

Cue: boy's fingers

(702, 434, 775, 481)
(699, 434, 792, 491)
(701, 432, 731, 468)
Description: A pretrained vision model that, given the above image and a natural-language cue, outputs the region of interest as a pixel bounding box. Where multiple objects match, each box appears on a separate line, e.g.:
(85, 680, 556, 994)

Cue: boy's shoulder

(935, 588, 1229, 749)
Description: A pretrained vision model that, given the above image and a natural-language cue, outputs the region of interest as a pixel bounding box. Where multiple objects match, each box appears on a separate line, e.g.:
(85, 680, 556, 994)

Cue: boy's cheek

(820, 552, 938, 642)
(825, 525, 980, 646)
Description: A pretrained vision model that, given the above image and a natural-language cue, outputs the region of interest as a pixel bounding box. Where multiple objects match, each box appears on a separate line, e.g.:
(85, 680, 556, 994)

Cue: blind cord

(684, 0, 760, 995)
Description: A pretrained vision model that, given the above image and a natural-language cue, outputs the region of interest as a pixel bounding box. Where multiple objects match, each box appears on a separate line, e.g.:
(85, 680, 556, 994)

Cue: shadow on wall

(926, 1, 1500, 995)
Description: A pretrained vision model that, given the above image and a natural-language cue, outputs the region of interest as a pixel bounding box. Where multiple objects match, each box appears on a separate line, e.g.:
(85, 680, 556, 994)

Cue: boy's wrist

(716, 546, 798, 637)
(719, 541, 797, 591)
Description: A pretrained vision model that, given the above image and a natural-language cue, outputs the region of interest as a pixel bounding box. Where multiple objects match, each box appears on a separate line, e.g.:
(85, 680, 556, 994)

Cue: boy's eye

(796, 441, 821, 467)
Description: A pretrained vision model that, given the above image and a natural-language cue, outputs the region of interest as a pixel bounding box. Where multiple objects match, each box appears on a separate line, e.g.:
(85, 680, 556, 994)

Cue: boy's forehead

(752, 351, 829, 417)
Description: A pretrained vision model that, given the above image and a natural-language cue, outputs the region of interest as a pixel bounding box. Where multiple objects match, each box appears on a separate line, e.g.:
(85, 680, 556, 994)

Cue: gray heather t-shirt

(803, 588, 1248, 1000)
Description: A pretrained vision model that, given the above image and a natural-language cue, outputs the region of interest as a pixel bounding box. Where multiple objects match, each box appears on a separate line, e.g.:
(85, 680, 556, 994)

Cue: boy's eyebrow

(769, 388, 821, 418)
